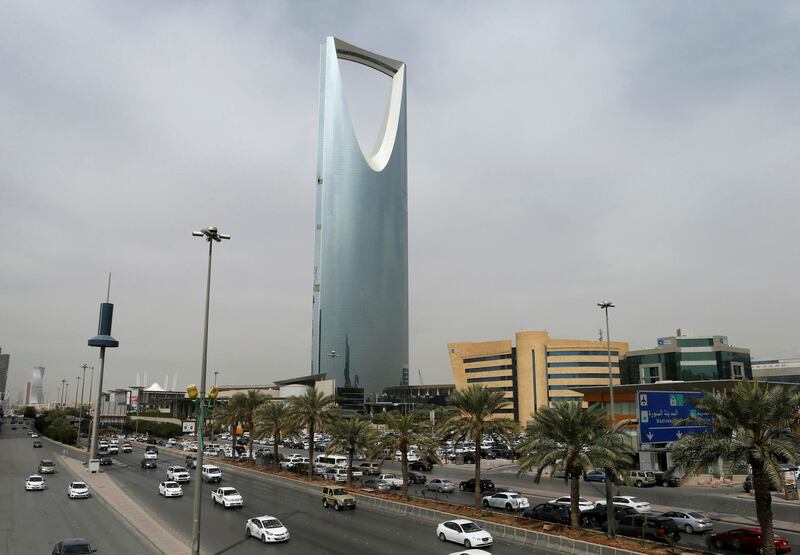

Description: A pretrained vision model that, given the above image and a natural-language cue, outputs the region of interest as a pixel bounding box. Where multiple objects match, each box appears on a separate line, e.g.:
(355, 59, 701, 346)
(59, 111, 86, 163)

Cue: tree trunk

(474, 441, 483, 510)
(347, 449, 354, 489)
(247, 419, 254, 464)
(307, 423, 315, 480)
(401, 442, 409, 500)
(570, 473, 581, 528)
(272, 431, 280, 471)
(231, 424, 238, 458)
(752, 463, 776, 555)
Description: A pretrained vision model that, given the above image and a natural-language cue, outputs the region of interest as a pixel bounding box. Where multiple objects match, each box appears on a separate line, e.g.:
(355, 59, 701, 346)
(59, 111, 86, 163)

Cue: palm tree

(254, 399, 298, 471)
(287, 388, 337, 479)
(378, 410, 438, 500)
(516, 402, 633, 528)
(439, 385, 518, 509)
(670, 381, 800, 555)
(212, 394, 246, 456)
(326, 416, 377, 488)
(241, 390, 269, 461)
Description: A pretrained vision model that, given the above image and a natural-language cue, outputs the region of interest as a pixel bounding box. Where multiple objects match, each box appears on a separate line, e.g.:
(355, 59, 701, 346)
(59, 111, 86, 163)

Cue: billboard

(638, 391, 711, 444)
(182, 420, 196, 433)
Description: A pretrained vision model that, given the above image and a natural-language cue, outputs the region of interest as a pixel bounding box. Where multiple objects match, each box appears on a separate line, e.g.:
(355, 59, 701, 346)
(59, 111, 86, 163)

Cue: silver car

(427, 479, 455, 493)
(661, 510, 714, 534)
(362, 478, 391, 492)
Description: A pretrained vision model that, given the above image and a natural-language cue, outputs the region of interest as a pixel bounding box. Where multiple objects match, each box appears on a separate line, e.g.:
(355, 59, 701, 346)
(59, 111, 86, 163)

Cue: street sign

(638, 391, 711, 445)
(182, 420, 196, 433)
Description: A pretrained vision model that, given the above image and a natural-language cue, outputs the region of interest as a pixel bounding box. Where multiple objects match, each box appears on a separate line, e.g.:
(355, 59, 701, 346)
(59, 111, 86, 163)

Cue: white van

(201, 464, 222, 483)
(315, 454, 348, 468)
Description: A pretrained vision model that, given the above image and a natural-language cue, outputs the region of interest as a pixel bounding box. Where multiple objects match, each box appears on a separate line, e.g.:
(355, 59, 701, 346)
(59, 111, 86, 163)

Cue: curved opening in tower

(339, 59, 394, 160)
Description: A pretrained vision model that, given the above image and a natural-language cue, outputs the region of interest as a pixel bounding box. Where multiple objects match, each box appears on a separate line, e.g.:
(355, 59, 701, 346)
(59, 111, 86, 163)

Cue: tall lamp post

(64, 382, 70, 408)
(60, 378, 66, 406)
(74, 376, 81, 409)
(598, 300, 616, 538)
(190, 225, 230, 555)
(209, 371, 219, 442)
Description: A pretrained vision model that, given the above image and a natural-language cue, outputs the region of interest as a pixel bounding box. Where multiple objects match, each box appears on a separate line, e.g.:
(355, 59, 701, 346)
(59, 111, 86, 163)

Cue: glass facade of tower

(310, 38, 409, 397)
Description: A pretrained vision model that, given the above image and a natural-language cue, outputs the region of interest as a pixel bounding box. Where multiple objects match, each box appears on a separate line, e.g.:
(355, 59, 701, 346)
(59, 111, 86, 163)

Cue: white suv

(167, 466, 190, 483)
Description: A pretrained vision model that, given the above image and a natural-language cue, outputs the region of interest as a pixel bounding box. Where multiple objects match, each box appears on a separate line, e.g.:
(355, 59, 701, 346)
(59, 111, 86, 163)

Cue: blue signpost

(638, 391, 711, 444)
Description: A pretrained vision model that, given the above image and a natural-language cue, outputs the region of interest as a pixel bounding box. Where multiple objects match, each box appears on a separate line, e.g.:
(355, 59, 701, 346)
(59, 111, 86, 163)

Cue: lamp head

(208, 385, 219, 400)
(186, 384, 199, 399)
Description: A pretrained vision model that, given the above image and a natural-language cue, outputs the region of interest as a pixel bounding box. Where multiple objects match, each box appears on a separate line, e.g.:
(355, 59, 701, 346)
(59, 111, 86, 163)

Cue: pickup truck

(211, 487, 243, 508)
(166, 466, 191, 483)
(377, 473, 403, 489)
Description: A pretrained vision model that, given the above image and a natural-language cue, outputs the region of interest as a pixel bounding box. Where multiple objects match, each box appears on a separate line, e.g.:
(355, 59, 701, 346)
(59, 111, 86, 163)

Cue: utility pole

(598, 300, 616, 538)
(60, 378, 66, 406)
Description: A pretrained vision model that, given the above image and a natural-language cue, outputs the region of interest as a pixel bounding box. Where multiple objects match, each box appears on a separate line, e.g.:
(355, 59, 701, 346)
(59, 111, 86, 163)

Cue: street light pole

(60, 378, 66, 406)
(190, 225, 230, 555)
(80, 364, 88, 435)
(64, 382, 70, 408)
(598, 300, 616, 538)
(74, 376, 81, 410)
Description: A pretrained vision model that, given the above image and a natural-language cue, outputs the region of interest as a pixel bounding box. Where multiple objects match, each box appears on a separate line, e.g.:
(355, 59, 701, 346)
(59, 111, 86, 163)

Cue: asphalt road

(106, 443, 544, 555)
(0, 420, 157, 555)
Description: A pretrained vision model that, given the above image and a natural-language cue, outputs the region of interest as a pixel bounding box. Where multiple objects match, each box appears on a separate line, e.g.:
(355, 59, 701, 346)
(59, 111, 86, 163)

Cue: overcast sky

(2, 1, 799, 402)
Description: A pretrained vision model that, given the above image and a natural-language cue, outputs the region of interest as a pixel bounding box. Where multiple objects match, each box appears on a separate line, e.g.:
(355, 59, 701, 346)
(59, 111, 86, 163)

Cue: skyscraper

(0, 349, 9, 401)
(31, 366, 45, 404)
(311, 37, 408, 396)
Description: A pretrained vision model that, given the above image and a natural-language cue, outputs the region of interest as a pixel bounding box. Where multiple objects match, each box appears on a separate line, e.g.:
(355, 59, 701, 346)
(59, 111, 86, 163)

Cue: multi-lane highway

(0, 422, 157, 555)
(105, 442, 543, 555)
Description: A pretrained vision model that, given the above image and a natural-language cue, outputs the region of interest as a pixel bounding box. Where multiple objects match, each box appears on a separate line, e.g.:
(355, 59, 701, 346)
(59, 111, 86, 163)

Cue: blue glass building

(310, 38, 408, 397)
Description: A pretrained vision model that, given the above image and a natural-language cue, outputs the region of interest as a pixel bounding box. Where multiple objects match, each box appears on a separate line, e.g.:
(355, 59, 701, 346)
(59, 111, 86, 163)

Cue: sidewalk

(58, 454, 190, 555)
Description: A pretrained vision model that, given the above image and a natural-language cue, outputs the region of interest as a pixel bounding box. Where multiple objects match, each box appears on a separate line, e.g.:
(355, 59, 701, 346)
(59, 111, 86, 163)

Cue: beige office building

(448, 330, 628, 424)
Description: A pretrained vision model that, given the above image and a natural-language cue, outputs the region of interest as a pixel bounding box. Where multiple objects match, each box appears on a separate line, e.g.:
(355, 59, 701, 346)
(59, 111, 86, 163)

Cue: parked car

(159, 481, 183, 497)
(321, 486, 356, 510)
(482, 492, 530, 511)
(427, 479, 455, 493)
(67, 482, 90, 499)
(549, 496, 596, 512)
(376, 473, 404, 489)
(522, 503, 572, 525)
(711, 528, 791, 554)
(25, 475, 46, 491)
(141, 458, 157, 469)
(459, 478, 495, 492)
(357, 462, 381, 475)
(617, 514, 680, 543)
(660, 511, 713, 534)
(212, 487, 243, 508)
(409, 460, 433, 472)
(583, 504, 639, 529)
(436, 519, 493, 549)
(245, 515, 290, 543)
(625, 470, 657, 488)
(362, 478, 391, 492)
(599, 496, 652, 513)
(407, 471, 427, 484)
(51, 538, 96, 554)
(654, 472, 680, 487)
(584, 470, 608, 483)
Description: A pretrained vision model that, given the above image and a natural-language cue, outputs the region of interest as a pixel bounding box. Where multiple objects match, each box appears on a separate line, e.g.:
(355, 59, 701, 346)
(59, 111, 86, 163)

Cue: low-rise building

(752, 358, 800, 384)
(448, 330, 629, 424)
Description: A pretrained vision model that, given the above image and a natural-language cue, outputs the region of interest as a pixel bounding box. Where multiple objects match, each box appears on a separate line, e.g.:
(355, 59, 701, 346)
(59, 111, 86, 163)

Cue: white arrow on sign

(647, 432, 654, 441)
(676, 431, 683, 438)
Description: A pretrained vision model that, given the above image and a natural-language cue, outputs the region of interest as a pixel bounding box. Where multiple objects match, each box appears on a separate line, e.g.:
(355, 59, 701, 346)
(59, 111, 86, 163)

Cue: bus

(314, 454, 348, 468)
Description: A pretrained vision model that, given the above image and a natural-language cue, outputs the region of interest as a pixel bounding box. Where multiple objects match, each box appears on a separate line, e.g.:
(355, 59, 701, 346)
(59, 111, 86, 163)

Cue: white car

(202, 447, 219, 456)
(159, 481, 183, 497)
(245, 515, 290, 543)
(436, 519, 493, 549)
(550, 496, 596, 512)
(482, 492, 530, 511)
(144, 450, 158, 460)
(25, 475, 46, 491)
(448, 550, 491, 555)
(30, 432, 39, 438)
(122, 443, 132, 453)
(68, 481, 90, 499)
(608, 495, 651, 513)
(212, 487, 243, 508)
(166, 466, 191, 483)
(108, 444, 119, 454)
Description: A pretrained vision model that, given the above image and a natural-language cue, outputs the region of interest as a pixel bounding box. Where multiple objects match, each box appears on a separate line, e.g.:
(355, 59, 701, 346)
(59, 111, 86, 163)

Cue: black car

(98, 454, 113, 465)
(653, 472, 680, 487)
(141, 458, 157, 469)
(583, 504, 639, 529)
(407, 471, 427, 484)
(33, 440, 42, 448)
(409, 460, 433, 472)
(522, 502, 572, 525)
(52, 538, 96, 554)
(617, 515, 681, 544)
(458, 478, 495, 492)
